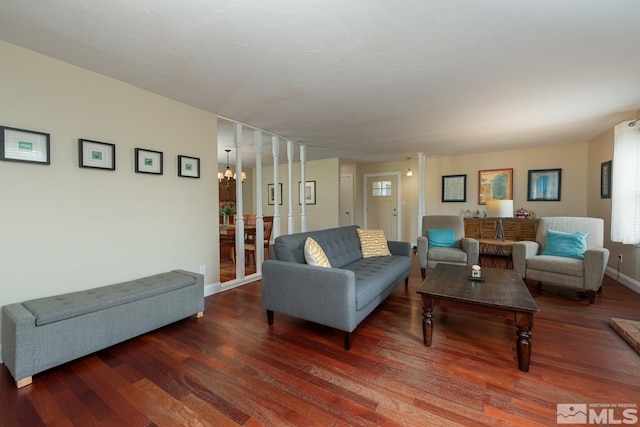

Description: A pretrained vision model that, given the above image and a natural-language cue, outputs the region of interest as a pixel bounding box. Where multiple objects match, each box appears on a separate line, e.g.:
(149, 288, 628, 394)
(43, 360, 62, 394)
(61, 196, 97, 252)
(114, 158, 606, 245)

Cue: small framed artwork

(601, 160, 612, 199)
(299, 180, 317, 205)
(268, 183, 283, 205)
(442, 174, 466, 202)
(478, 168, 513, 205)
(178, 155, 200, 178)
(0, 126, 50, 165)
(79, 139, 115, 170)
(528, 168, 562, 201)
(135, 148, 163, 175)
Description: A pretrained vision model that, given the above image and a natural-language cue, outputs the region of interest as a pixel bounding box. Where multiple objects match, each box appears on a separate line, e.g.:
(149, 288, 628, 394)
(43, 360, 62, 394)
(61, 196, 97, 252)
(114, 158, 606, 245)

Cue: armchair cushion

(542, 229, 588, 260)
(427, 228, 458, 248)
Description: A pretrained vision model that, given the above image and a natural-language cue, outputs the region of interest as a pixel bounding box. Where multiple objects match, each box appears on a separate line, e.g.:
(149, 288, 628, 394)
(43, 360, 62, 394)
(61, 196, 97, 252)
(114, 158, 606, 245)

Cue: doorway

(339, 174, 354, 227)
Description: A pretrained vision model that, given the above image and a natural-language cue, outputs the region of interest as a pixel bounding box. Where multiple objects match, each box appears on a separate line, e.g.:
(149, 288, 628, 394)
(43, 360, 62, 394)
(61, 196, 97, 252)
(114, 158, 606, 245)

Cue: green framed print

(135, 148, 163, 175)
(178, 155, 200, 178)
(0, 125, 50, 165)
(79, 139, 115, 170)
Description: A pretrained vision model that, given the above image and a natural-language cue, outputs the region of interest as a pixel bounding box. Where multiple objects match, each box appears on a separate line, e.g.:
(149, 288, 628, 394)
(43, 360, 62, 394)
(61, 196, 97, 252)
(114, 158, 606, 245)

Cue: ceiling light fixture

(406, 157, 413, 177)
(218, 149, 246, 190)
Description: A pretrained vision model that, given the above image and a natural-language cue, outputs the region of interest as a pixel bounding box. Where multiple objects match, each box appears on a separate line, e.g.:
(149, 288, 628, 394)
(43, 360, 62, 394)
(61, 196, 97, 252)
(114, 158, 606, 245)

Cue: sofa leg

(16, 376, 32, 388)
(267, 310, 274, 325)
(405, 277, 409, 287)
(344, 332, 352, 351)
(421, 268, 426, 279)
(587, 290, 596, 304)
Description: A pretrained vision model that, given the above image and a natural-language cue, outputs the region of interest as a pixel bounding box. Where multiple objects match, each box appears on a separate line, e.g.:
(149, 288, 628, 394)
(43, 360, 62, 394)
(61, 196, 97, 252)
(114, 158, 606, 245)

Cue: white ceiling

(1, 0, 639, 167)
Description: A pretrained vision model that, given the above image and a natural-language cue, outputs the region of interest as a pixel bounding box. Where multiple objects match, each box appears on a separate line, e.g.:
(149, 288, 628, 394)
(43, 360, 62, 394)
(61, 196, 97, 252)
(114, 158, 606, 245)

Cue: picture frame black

(135, 148, 163, 175)
(527, 168, 562, 201)
(79, 139, 115, 170)
(0, 125, 50, 165)
(601, 160, 612, 199)
(178, 155, 200, 178)
(442, 174, 466, 202)
(268, 183, 283, 205)
(298, 180, 316, 205)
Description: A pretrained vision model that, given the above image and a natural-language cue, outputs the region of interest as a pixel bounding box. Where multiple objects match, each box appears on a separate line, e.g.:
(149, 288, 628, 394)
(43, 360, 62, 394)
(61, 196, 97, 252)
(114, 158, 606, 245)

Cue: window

(611, 120, 640, 244)
(372, 180, 392, 196)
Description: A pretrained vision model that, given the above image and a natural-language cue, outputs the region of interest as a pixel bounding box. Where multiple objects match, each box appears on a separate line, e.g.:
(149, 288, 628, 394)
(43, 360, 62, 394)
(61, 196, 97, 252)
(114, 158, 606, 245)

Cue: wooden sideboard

(464, 218, 539, 242)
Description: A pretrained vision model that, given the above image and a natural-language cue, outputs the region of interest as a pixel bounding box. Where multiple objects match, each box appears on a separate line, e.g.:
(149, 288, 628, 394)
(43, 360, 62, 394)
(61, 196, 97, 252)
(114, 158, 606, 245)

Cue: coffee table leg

(421, 295, 434, 346)
(515, 311, 533, 372)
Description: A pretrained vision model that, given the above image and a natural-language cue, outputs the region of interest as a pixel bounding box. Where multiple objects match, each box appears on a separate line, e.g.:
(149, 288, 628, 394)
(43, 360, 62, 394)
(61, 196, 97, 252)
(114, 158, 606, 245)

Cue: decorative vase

(223, 213, 230, 226)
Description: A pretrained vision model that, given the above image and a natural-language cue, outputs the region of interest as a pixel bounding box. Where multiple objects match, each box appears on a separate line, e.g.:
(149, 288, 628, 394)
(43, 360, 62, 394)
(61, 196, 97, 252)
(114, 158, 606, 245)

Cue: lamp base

(494, 218, 506, 241)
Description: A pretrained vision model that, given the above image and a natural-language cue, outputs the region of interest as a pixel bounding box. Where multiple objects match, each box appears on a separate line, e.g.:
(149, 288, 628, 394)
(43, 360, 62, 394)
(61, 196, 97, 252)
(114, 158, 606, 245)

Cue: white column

(254, 131, 264, 271)
(234, 124, 245, 278)
(287, 140, 295, 233)
(271, 136, 280, 239)
(299, 145, 307, 232)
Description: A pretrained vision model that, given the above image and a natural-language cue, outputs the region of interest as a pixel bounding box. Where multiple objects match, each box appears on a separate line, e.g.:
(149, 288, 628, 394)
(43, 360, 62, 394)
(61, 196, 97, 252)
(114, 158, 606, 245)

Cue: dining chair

(245, 216, 274, 265)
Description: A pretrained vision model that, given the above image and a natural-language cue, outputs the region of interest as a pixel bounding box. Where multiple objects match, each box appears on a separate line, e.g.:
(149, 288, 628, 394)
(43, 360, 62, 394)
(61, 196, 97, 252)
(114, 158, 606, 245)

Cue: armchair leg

(421, 268, 426, 279)
(587, 290, 596, 304)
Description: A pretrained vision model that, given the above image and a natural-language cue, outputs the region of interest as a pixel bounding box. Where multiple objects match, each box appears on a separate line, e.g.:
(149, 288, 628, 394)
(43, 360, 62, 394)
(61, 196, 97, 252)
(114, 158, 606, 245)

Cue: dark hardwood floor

(2, 255, 639, 426)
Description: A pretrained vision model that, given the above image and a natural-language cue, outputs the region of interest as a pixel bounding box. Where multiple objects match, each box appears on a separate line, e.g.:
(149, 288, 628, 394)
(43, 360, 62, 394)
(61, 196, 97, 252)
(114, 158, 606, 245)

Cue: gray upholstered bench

(1, 269, 204, 388)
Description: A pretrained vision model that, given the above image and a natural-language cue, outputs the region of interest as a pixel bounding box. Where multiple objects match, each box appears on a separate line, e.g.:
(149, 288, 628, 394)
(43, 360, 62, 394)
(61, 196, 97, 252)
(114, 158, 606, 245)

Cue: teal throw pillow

(428, 228, 457, 248)
(542, 229, 588, 260)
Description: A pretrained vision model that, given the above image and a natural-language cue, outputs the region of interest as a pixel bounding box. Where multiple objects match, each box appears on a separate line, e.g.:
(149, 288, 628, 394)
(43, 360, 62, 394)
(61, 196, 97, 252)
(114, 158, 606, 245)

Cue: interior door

(339, 174, 354, 226)
(365, 174, 399, 240)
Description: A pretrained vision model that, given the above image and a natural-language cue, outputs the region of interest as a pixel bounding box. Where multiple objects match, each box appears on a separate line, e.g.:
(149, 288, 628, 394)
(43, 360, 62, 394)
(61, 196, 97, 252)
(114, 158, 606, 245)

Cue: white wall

(0, 41, 218, 336)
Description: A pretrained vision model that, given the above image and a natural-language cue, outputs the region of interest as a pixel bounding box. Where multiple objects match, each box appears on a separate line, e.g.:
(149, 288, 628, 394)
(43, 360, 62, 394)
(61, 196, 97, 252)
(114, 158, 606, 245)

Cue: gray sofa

(262, 225, 411, 350)
(1, 270, 204, 388)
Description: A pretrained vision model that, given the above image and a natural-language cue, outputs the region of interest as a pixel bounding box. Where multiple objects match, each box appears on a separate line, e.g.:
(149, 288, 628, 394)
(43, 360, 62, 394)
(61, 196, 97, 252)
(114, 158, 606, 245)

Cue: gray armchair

(417, 215, 479, 279)
(512, 217, 609, 304)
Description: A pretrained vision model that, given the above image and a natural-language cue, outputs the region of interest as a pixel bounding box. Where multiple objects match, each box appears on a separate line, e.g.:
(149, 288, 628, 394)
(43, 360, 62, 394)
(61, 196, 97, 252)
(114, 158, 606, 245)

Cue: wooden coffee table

(416, 264, 539, 372)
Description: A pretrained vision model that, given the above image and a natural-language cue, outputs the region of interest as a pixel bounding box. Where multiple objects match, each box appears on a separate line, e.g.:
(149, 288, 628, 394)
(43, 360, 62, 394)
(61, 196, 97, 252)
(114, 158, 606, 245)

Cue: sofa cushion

(528, 255, 584, 278)
(357, 229, 392, 258)
(427, 247, 467, 264)
(304, 237, 331, 268)
(22, 271, 197, 326)
(428, 228, 458, 248)
(341, 256, 410, 310)
(542, 229, 588, 259)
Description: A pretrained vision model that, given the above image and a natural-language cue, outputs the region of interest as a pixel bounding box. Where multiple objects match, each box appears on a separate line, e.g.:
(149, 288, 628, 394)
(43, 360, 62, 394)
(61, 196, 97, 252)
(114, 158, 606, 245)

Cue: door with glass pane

(365, 174, 399, 240)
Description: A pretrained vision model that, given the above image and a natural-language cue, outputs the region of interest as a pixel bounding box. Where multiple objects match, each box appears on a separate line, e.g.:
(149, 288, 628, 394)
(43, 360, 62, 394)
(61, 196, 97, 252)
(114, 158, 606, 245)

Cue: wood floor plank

(1, 254, 639, 426)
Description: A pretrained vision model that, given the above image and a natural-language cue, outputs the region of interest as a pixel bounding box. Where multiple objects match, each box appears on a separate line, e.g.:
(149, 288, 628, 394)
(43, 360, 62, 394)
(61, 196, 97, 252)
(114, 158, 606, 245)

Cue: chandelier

(218, 149, 246, 190)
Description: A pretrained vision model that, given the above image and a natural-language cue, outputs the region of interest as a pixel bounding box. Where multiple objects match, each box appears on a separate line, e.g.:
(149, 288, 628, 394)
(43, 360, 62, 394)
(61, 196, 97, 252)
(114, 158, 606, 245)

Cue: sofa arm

(461, 237, 479, 266)
(584, 248, 610, 292)
(512, 241, 540, 279)
(416, 235, 428, 269)
(387, 240, 411, 257)
(262, 260, 358, 332)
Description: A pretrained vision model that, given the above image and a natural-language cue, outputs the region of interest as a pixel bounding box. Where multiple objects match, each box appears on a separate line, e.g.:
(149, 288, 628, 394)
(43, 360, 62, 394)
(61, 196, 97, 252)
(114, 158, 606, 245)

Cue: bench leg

(195, 311, 204, 318)
(16, 376, 32, 388)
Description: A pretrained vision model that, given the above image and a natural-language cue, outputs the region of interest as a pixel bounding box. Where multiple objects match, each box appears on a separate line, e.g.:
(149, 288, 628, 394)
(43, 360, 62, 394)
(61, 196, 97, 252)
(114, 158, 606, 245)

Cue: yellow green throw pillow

(357, 229, 392, 258)
(304, 237, 331, 268)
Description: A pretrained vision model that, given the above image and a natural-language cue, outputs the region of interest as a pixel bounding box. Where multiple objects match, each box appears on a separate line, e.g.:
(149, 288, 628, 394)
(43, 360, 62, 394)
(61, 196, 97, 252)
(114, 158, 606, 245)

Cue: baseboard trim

(606, 267, 640, 294)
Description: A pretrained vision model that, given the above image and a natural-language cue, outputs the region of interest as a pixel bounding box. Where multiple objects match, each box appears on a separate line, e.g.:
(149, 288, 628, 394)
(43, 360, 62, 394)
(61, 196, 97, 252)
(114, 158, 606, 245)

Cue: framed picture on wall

(79, 139, 115, 170)
(0, 125, 50, 165)
(267, 183, 283, 205)
(178, 155, 200, 178)
(601, 160, 612, 199)
(478, 168, 513, 205)
(442, 174, 466, 202)
(299, 180, 316, 205)
(527, 168, 562, 201)
(135, 148, 163, 175)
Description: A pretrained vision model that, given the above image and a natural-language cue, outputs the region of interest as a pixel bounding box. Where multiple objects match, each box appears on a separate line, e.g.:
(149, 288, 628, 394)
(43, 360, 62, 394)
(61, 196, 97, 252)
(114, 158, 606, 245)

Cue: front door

(365, 173, 399, 240)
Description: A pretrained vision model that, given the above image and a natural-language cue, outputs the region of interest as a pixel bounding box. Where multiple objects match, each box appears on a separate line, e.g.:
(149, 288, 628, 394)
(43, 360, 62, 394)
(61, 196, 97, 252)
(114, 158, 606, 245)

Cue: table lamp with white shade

(486, 199, 514, 240)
